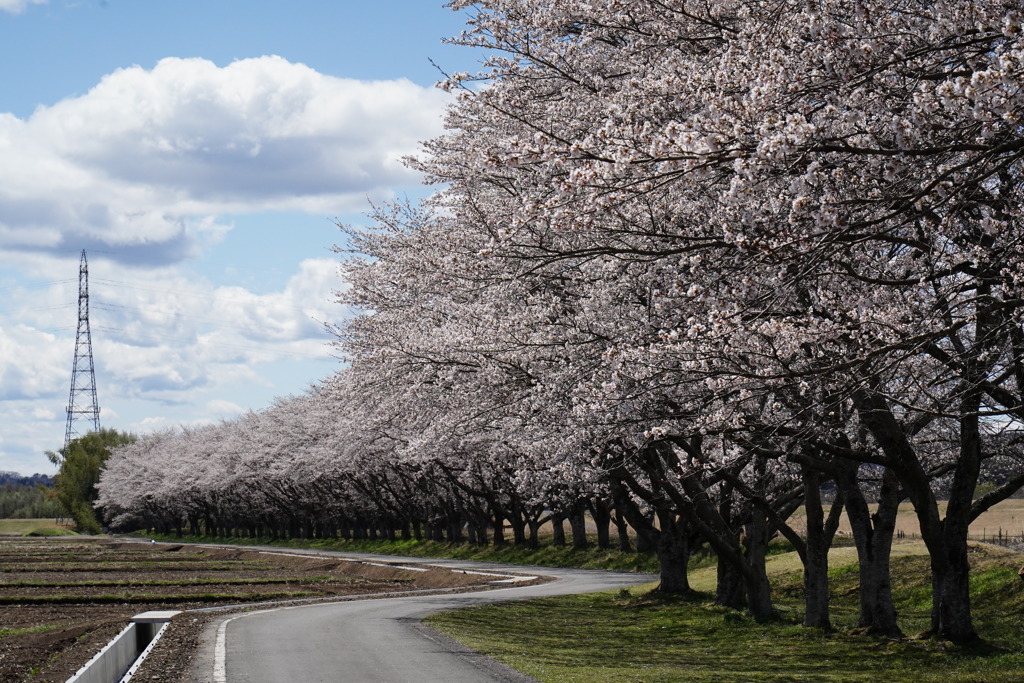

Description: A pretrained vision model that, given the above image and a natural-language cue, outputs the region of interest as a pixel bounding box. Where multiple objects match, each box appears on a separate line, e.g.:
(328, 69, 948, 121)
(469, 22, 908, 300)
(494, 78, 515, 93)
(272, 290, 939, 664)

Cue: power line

(0, 279, 76, 294)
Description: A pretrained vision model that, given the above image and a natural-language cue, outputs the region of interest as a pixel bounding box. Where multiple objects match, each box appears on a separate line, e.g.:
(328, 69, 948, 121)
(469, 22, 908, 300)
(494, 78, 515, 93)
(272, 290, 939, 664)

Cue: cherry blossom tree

(410, 0, 1024, 640)
(97, 0, 1024, 644)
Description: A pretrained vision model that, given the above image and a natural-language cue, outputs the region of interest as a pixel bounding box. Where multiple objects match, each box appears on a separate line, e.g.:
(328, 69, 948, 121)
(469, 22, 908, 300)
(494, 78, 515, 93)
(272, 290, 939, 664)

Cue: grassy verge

(426, 543, 1024, 682)
(144, 533, 662, 573)
(0, 519, 75, 537)
(21, 527, 76, 537)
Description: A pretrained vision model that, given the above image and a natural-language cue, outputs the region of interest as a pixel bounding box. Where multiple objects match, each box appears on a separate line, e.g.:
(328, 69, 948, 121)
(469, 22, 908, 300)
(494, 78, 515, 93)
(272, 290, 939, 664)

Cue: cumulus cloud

(1, 256, 348, 474)
(0, 56, 449, 265)
(0, 57, 424, 474)
(70, 257, 343, 401)
(0, 0, 44, 14)
(0, 252, 343, 462)
(0, 400, 64, 475)
(0, 325, 69, 401)
(206, 400, 244, 419)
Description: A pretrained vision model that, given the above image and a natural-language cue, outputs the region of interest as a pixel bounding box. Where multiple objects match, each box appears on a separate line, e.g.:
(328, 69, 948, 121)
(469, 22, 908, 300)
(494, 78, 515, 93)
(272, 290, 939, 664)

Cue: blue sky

(0, 0, 482, 474)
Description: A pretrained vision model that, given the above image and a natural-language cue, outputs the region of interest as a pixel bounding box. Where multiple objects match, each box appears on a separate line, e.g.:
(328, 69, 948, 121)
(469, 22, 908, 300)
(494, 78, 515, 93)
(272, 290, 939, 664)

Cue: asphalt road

(188, 548, 654, 683)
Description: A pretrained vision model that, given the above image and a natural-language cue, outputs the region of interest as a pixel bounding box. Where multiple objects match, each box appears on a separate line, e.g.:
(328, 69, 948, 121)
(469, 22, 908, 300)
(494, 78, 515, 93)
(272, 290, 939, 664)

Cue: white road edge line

(212, 615, 235, 683)
(212, 603, 314, 682)
(187, 542, 533, 581)
(202, 544, 539, 681)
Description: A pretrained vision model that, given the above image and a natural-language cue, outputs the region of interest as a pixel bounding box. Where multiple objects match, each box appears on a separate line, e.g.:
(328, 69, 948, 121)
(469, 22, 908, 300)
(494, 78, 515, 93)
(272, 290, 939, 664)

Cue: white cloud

(0, 56, 449, 265)
(0, 0, 44, 14)
(78, 259, 342, 402)
(203, 258, 342, 342)
(206, 399, 243, 416)
(132, 416, 173, 432)
(0, 251, 345, 472)
(0, 400, 63, 475)
(0, 325, 69, 401)
(0, 57, 426, 474)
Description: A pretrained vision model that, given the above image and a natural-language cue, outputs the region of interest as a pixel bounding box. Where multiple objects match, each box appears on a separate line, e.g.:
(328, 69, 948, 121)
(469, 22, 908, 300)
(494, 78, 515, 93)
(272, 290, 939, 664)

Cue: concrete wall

(66, 623, 138, 683)
(65, 611, 179, 683)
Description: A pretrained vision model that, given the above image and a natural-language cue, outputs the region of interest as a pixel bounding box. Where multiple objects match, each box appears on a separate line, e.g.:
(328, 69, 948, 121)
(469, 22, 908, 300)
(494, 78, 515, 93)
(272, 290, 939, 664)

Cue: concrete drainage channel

(66, 611, 179, 683)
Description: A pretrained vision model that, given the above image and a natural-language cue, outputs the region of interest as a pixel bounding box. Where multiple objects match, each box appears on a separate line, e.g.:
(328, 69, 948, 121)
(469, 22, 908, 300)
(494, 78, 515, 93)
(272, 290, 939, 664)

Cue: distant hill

(0, 472, 54, 487)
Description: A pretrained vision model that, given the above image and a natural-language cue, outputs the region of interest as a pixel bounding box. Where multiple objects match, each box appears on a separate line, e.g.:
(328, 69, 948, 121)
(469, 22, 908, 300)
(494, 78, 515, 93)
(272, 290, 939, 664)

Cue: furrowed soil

(0, 536, 493, 682)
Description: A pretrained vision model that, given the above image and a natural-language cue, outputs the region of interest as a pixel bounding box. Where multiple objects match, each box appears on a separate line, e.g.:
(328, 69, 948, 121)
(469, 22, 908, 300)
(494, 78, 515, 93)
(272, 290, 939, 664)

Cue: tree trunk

(492, 515, 507, 546)
(510, 511, 527, 545)
(475, 522, 488, 546)
(590, 499, 612, 549)
(613, 508, 632, 552)
(741, 513, 774, 619)
(930, 544, 975, 642)
(654, 512, 690, 594)
(853, 386, 980, 642)
(609, 478, 657, 555)
(551, 515, 566, 546)
(569, 502, 589, 549)
(926, 397, 982, 642)
(801, 466, 831, 629)
(635, 522, 655, 553)
(716, 555, 746, 609)
(841, 463, 901, 636)
(447, 519, 465, 544)
(527, 519, 542, 549)
(802, 464, 843, 630)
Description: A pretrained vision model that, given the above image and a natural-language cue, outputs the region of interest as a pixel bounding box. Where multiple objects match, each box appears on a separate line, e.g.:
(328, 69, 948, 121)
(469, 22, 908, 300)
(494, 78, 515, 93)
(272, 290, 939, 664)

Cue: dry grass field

(787, 498, 1024, 544)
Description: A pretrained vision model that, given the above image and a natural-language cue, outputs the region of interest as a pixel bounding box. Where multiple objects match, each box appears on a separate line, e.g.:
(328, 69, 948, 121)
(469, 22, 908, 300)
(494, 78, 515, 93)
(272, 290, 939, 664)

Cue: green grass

(21, 527, 76, 537)
(427, 544, 1024, 682)
(140, 531, 1024, 679)
(0, 519, 74, 537)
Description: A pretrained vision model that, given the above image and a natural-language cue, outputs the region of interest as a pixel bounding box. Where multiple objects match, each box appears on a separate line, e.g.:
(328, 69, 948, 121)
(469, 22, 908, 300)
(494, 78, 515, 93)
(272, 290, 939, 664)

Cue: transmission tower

(64, 250, 101, 449)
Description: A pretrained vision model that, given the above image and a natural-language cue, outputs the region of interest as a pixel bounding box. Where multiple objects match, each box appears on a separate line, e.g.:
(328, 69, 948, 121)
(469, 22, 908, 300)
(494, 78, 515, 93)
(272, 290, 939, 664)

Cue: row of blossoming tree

(97, 0, 1024, 643)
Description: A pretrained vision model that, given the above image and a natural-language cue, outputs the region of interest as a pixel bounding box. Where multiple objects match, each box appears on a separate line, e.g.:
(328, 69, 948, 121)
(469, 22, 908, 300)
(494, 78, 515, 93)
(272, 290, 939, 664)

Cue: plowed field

(0, 537, 490, 682)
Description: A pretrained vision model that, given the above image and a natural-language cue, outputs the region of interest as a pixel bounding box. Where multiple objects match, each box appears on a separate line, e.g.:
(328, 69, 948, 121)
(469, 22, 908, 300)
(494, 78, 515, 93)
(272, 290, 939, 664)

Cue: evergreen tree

(47, 429, 136, 534)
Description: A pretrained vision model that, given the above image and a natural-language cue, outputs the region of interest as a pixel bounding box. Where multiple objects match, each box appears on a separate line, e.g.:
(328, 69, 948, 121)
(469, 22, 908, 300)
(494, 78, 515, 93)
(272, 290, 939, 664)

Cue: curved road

(186, 548, 654, 683)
